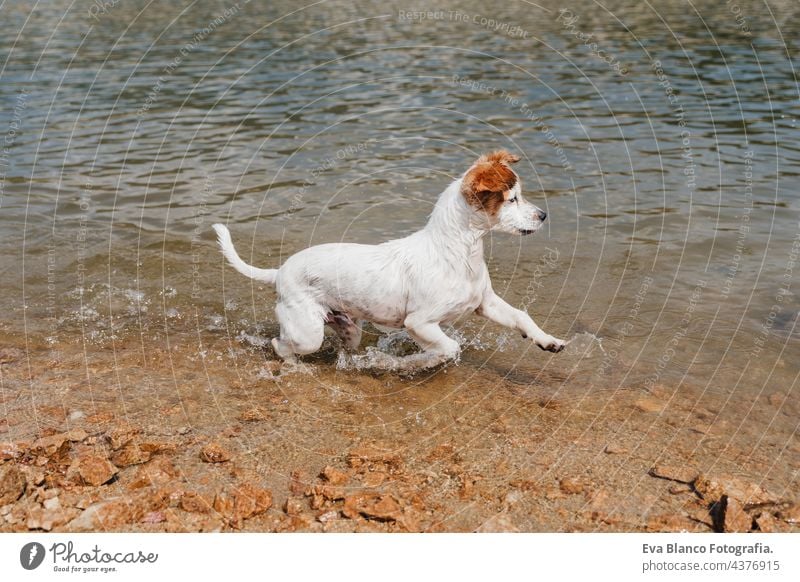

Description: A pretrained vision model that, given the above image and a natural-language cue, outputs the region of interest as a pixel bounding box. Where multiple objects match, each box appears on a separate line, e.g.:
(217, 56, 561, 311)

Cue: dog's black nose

(537, 210, 547, 221)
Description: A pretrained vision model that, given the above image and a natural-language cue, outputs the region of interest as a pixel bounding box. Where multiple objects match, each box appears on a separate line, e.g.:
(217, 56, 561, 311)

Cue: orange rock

(342, 493, 402, 522)
(128, 458, 179, 490)
(69, 488, 170, 531)
(320, 465, 349, 486)
(289, 470, 307, 496)
(0, 465, 27, 505)
(213, 492, 235, 518)
(111, 443, 151, 467)
(199, 442, 231, 463)
(308, 484, 345, 502)
(180, 492, 212, 514)
(724, 498, 753, 532)
(346, 446, 402, 474)
(31, 433, 71, 456)
(105, 423, 141, 450)
(138, 439, 179, 454)
(284, 497, 304, 516)
(70, 497, 144, 530)
(213, 484, 272, 528)
(361, 471, 386, 488)
(67, 455, 118, 486)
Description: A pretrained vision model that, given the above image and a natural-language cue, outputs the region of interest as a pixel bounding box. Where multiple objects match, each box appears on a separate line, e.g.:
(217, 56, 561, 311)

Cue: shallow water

(0, 0, 798, 529)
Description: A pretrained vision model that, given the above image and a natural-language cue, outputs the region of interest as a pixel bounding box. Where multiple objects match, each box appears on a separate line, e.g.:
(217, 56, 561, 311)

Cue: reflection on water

(1, 1, 798, 414)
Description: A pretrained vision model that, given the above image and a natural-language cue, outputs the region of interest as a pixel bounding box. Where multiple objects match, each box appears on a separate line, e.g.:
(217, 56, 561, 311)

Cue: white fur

(213, 163, 565, 372)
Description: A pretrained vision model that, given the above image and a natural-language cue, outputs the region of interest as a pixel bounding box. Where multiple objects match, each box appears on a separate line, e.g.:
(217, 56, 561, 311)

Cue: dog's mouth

(518, 228, 537, 235)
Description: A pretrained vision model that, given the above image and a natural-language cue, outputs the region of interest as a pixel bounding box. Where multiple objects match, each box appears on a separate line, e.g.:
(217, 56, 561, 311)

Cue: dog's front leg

(405, 320, 461, 362)
(476, 291, 565, 352)
(344, 320, 459, 374)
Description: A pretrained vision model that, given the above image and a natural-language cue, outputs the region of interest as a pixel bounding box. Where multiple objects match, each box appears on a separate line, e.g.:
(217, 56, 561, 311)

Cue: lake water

(1, 1, 798, 472)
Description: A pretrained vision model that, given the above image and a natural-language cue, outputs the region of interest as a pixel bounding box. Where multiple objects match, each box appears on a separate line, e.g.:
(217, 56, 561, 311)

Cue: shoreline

(1, 333, 798, 532)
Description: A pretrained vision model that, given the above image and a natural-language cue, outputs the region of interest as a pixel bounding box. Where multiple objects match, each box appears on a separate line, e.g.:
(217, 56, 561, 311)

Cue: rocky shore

(1, 336, 797, 533)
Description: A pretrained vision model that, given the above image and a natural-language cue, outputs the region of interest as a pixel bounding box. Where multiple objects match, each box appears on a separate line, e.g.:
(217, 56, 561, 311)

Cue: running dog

(213, 150, 565, 372)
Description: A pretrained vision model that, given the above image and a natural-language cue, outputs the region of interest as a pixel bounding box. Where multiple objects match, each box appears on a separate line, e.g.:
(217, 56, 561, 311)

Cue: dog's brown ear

(461, 153, 519, 215)
(485, 150, 520, 165)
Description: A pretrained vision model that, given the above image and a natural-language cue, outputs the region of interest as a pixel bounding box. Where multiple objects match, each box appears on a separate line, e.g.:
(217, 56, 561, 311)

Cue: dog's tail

(212, 224, 278, 285)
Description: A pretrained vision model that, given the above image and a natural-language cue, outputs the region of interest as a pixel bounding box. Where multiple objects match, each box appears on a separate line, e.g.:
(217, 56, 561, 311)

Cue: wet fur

(213, 150, 565, 373)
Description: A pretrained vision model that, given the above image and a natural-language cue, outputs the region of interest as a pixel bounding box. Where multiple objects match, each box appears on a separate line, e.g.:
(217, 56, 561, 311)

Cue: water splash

(563, 332, 606, 357)
(337, 346, 456, 375)
(238, 330, 270, 348)
(375, 330, 416, 355)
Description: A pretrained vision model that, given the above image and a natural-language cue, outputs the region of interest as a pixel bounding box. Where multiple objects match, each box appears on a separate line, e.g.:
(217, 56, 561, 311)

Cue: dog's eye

(507, 196, 517, 204)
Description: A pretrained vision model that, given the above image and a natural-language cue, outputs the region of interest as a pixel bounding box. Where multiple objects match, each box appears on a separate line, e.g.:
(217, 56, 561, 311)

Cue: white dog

(213, 150, 565, 372)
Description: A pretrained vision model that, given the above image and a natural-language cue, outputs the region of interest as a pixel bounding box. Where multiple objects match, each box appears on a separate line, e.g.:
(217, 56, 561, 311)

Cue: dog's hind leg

(326, 311, 362, 350)
(271, 301, 325, 361)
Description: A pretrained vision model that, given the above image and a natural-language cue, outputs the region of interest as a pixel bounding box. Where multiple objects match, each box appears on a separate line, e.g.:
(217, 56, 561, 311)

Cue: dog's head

(460, 150, 547, 235)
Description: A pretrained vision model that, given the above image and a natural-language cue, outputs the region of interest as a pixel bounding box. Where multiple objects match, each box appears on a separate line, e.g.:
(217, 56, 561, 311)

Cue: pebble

(67, 455, 118, 486)
(128, 458, 178, 490)
(289, 470, 307, 497)
(342, 493, 403, 522)
(180, 492, 212, 514)
(284, 497, 304, 516)
(346, 446, 403, 474)
(320, 465, 349, 486)
(69, 497, 142, 530)
(724, 498, 753, 533)
(111, 443, 151, 467)
(27, 507, 76, 531)
(31, 429, 87, 455)
(361, 471, 387, 488)
(604, 443, 629, 455)
(105, 423, 141, 450)
(199, 442, 231, 463)
(316, 510, 339, 523)
(0, 465, 27, 505)
(43, 497, 60, 511)
(213, 483, 273, 528)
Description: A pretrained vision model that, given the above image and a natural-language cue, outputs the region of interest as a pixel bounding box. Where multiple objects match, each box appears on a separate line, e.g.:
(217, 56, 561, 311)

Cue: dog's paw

(537, 336, 566, 353)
